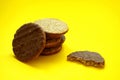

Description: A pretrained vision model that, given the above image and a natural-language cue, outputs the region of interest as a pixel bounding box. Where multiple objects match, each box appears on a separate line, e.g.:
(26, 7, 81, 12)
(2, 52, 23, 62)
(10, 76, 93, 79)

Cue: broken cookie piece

(67, 51, 105, 68)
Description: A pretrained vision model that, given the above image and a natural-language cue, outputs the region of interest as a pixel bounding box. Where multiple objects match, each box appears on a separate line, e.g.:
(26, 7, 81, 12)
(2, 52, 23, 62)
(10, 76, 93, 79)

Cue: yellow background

(0, 0, 120, 80)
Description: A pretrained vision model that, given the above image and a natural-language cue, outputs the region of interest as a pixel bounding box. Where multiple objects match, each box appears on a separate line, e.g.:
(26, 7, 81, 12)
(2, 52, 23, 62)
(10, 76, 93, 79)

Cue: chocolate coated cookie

(45, 35, 65, 48)
(41, 45, 62, 55)
(67, 51, 105, 68)
(34, 18, 68, 39)
(12, 23, 46, 62)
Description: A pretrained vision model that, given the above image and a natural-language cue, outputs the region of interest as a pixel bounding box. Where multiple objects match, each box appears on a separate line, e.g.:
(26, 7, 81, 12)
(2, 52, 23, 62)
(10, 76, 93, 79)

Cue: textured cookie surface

(46, 35, 65, 48)
(41, 45, 62, 55)
(67, 51, 105, 68)
(12, 23, 46, 62)
(34, 18, 68, 34)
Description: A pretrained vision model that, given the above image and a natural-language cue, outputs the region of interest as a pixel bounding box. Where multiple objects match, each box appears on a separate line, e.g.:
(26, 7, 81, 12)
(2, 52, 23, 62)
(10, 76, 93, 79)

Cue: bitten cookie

(45, 35, 65, 48)
(12, 23, 46, 62)
(67, 51, 105, 68)
(41, 45, 62, 55)
(34, 18, 68, 39)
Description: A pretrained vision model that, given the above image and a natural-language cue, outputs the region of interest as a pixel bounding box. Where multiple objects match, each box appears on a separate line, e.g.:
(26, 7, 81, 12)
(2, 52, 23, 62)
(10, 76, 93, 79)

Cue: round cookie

(45, 35, 65, 48)
(41, 45, 62, 55)
(34, 18, 68, 39)
(12, 23, 46, 62)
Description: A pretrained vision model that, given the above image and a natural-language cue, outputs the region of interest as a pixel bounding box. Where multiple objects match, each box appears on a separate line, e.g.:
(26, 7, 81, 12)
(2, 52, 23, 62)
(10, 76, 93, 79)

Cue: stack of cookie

(12, 18, 68, 62)
(35, 18, 68, 55)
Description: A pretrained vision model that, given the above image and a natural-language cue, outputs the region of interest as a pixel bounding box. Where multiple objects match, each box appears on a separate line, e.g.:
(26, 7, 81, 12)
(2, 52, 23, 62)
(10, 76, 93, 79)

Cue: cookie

(41, 45, 62, 55)
(45, 35, 65, 48)
(34, 18, 68, 39)
(46, 33, 63, 39)
(67, 51, 105, 68)
(12, 23, 46, 62)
